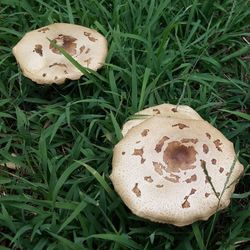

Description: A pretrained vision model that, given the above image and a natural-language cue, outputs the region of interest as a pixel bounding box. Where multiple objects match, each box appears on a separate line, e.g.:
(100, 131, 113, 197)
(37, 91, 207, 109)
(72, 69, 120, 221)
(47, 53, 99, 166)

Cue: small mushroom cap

(122, 104, 203, 136)
(0, 153, 19, 170)
(12, 23, 108, 84)
(111, 116, 244, 226)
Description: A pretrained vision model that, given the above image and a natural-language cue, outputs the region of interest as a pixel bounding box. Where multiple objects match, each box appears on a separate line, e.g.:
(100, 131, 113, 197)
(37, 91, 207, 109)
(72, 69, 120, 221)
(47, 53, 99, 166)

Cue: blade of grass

(47, 232, 83, 250)
(131, 49, 138, 112)
(57, 200, 88, 233)
(110, 111, 122, 141)
(49, 113, 66, 143)
(52, 162, 82, 204)
(84, 233, 141, 250)
(66, 0, 74, 24)
(109, 70, 120, 108)
(232, 191, 250, 199)
(192, 223, 205, 250)
(221, 44, 250, 62)
(76, 161, 116, 200)
(220, 109, 250, 121)
(138, 67, 151, 110)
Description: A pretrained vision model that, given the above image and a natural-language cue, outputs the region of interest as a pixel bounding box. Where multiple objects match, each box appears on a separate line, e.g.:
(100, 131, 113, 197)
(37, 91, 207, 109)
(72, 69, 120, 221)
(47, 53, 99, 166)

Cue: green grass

(0, 0, 250, 249)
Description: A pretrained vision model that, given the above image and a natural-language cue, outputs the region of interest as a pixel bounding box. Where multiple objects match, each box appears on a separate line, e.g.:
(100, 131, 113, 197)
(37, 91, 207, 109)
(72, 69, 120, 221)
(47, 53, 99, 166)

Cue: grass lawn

(0, 0, 250, 249)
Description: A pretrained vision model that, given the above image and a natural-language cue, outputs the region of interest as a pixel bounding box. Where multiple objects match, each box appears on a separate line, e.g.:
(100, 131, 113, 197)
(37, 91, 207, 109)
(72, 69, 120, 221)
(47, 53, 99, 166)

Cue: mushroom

(0, 153, 19, 170)
(110, 116, 244, 226)
(122, 104, 203, 136)
(12, 23, 108, 84)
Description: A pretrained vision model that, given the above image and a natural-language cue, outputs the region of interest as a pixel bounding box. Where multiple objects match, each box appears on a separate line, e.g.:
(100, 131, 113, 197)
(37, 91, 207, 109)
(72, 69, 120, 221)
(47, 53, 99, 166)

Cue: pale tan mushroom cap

(12, 23, 108, 84)
(111, 116, 244, 226)
(122, 104, 203, 136)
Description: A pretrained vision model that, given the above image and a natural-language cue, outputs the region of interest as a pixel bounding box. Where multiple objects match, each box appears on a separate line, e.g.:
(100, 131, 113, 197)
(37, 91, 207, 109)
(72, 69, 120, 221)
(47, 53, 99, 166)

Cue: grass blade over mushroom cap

(111, 116, 244, 227)
(12, 23, 108, 84)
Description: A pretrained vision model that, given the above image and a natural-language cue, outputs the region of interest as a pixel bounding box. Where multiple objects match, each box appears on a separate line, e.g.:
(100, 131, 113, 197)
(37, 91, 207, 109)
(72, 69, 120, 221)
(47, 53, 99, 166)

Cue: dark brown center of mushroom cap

(49, 34, 77, 56)
(163, 141, 197, 172)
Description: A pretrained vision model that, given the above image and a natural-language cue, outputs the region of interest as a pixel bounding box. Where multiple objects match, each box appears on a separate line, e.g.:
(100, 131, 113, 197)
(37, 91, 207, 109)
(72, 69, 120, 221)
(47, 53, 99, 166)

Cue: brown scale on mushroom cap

(79, 45, 85, 53)
(85, 48, 90, 54)
(219, 167, 224, 173)
(84, 57, 92, 67)
(172, 123, 189, 129)
(144, 176, 153, 183)
(182, 200, 190, 208)
(182, 188, 197, 208)
(213, 139, 223, 152)
(212, 159, 217, 165)
(155, 136, 169, 153)
(141, 129, 149, 137)
(88, 36, 97, 42)
(163, 141, 197, 172)
(132, 148, 144, 156)
(49, 34, 77, 55)
(153, 109, 161, 114)
(38, 27, 49, 33)
(184, 174, 197, 183)
(156, 184, 164, 188)
(153, 161, 165, 175)
(33, 44, 43, 56)
(132, 183, 141, 197)
(132, 148, 145, 164)
(203, 144, 209, 154)
(181, 138, 198, 144)
(49, 63, 67, 68)
(165, 173, 180, 183)
(206, 132, 211, 139)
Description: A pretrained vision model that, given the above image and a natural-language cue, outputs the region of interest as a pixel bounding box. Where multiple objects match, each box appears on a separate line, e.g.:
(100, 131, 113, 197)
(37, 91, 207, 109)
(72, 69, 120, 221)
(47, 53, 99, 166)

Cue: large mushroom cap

(122, 104, 203, 136)
(12, 23, 108, 84)
(111, 116, 244, 226)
